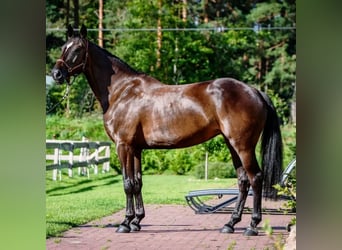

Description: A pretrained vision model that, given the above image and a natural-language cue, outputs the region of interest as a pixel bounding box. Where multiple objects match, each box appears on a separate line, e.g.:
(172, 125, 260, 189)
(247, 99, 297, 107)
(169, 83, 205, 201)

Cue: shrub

(142, 150, 168, 174)
(46, 115, 296, 177)
(194, 162, 237, 179)
(167, 148, 203, 175)
(274, 170, 296, 211)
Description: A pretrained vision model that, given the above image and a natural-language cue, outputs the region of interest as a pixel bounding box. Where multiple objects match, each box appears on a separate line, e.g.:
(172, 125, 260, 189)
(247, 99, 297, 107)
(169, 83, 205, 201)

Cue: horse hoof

(243, 227, 258, 236)
(220, 224, 234, 233)
(116, 224, 131, 233)
(130, 222, 141, 232)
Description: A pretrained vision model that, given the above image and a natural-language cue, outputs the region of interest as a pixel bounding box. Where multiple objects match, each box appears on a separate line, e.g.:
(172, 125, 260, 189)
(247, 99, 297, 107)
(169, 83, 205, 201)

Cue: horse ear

(80, 24, 87, 39)
(67, 25, 74, 39)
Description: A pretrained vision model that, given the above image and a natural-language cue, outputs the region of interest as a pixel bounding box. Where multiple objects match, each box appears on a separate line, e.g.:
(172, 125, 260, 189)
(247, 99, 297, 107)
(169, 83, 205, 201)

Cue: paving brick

(47, 197, 294, 250)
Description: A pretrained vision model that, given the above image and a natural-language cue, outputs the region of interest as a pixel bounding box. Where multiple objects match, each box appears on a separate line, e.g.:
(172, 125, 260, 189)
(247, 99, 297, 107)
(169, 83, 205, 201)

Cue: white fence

(46, 138, 111, 180)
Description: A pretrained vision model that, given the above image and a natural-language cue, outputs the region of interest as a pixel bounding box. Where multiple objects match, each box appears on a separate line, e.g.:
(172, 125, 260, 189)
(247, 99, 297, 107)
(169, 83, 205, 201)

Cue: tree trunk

(156, 0, 162, 69)
(182, 0, 187, 22)
(203, 0, 208, 23)
(72, 0, 79, 28)
(66, 0, 70, 30)
(98, 0, 103, 47)
(290, 82, 296, 124)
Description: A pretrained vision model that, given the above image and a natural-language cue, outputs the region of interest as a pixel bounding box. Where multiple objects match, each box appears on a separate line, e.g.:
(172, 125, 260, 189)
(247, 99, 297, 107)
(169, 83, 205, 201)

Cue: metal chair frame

(185, 159, 296, 214)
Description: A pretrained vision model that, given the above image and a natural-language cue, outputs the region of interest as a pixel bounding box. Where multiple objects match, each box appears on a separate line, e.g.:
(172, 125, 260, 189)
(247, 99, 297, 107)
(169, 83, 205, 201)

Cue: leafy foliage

(46, 0, 296, 177)
(46, 0, 296, 124)
(46, 115, 296, 177)
(274, 172, 296, 211)
(194, 162, 237, 179)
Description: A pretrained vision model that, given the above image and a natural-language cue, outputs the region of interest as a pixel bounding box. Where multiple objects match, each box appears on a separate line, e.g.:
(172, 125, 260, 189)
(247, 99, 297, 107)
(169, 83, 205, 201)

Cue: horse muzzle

(51, 68, 70, 84)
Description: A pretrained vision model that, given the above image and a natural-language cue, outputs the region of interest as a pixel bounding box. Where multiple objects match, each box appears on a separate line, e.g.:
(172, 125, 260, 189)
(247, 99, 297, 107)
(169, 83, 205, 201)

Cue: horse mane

(93, 42, 142, 75)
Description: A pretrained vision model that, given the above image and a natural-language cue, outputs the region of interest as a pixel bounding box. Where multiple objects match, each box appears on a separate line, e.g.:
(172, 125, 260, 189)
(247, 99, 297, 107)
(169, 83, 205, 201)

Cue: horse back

(104, 76, 266, 149)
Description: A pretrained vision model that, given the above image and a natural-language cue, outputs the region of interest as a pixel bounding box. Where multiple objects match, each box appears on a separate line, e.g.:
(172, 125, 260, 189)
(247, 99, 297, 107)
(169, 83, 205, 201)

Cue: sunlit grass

(46, 171, 236, 237)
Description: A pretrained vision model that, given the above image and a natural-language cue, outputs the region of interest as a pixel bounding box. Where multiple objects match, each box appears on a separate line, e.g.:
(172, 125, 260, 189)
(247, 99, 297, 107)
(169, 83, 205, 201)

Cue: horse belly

(143, 115, 219, 149)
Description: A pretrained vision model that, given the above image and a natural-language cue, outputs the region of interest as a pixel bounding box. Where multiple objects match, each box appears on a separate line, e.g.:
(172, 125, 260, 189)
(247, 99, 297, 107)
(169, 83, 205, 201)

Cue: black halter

(56, 39, 89, 76)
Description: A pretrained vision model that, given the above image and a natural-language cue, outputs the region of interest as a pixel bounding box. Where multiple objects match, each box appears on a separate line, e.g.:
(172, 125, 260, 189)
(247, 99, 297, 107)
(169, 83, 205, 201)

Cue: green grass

(46, 172, 236, 238)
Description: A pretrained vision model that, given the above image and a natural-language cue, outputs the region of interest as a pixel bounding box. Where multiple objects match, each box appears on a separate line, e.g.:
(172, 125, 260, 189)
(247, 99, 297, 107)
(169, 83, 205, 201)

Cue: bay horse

(51, 25, 283, 236)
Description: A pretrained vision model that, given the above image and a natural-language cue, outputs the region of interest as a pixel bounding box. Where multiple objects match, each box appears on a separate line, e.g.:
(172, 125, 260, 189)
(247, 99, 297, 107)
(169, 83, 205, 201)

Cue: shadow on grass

(46, 174, 121, 196)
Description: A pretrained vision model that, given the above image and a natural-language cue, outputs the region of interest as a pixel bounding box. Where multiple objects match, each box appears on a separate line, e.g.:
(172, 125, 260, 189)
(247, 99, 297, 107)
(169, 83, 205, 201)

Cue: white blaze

(72, 55, 78, 63)
(66, 41, 74, 52)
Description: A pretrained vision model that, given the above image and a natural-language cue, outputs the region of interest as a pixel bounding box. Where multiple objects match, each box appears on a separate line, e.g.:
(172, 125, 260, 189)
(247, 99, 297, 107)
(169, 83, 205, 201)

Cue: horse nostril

(52, 69, 62, 80)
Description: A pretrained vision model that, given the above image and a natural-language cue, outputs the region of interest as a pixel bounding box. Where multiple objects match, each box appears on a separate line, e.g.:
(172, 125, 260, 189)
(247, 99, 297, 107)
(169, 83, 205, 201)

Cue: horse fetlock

(225, 215, 241, 232)
(251, 213, 262, 228)
(129, 216, 143, 232)
(129, 221, 141, 232)
(123, 213, 135, 225)
(231, 213, 241, 223)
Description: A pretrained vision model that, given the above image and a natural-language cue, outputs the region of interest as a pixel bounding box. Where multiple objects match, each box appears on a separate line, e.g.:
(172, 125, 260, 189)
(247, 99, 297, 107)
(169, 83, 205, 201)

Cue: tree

(46, 0, 296, 122)
(98, 0, 103, 47)
(245, 1, 296, 122)
(46, 0, 103, 116)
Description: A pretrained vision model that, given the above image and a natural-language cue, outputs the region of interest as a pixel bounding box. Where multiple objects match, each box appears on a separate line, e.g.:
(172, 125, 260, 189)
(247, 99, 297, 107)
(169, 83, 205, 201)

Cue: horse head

(51, 25, 88, 84)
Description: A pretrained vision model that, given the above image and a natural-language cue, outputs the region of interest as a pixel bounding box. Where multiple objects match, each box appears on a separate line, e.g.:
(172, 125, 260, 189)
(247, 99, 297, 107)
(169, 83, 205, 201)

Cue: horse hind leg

(221, 144, 250, 233)
(244, 171, 262, 236)
(239, 149, 263, 236)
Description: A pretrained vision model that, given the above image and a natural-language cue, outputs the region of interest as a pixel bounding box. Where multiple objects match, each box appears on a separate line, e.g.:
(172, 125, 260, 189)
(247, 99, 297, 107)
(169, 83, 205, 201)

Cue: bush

(167, 148, 203, 175)
(46, 115, 296, 177)
(46, 114, 122, 174)
(282, 124, 296, 166)
(274, 169, 296, 211)
(142, 150, 168, 174)
(194, 162, 237, 179)
(142, 148, 204, 175)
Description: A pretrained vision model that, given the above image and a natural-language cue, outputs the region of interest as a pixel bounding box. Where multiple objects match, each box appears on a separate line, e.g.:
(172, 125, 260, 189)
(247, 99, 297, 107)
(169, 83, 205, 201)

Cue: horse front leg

(116, 144, 135, 233)
(129, 149, 145, 232)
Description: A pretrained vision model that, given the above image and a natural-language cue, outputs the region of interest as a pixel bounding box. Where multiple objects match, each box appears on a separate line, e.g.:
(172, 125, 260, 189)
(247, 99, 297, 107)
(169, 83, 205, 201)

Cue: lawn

(46, 172, 236, 237)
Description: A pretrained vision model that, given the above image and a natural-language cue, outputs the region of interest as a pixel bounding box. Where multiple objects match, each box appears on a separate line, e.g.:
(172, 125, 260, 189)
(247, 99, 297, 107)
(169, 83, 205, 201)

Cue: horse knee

(123, 179, 134, 194)
(134, 176, 143, 193)
(124, 177, 143, 194)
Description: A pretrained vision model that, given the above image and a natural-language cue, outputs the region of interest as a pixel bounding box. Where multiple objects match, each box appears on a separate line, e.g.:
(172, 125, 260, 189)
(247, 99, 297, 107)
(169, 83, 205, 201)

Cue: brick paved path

(46, 197, 294, 250)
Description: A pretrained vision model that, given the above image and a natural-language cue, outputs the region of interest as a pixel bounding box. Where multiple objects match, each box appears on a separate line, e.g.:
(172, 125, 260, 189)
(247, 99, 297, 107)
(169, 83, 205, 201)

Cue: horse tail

(258, 90, 283, 200)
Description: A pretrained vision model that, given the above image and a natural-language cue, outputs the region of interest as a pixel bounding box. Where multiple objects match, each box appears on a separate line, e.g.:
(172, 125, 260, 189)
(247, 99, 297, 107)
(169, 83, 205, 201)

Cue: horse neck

(83, 42, 157, 113)
(84, 42, 136, 114)
(85, 42, 148, 113)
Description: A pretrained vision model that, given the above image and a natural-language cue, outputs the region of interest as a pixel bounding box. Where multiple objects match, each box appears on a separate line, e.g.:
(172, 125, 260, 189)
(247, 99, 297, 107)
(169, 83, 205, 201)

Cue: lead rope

(47, 40, 88, 114)
(46, 77, 76, 114)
